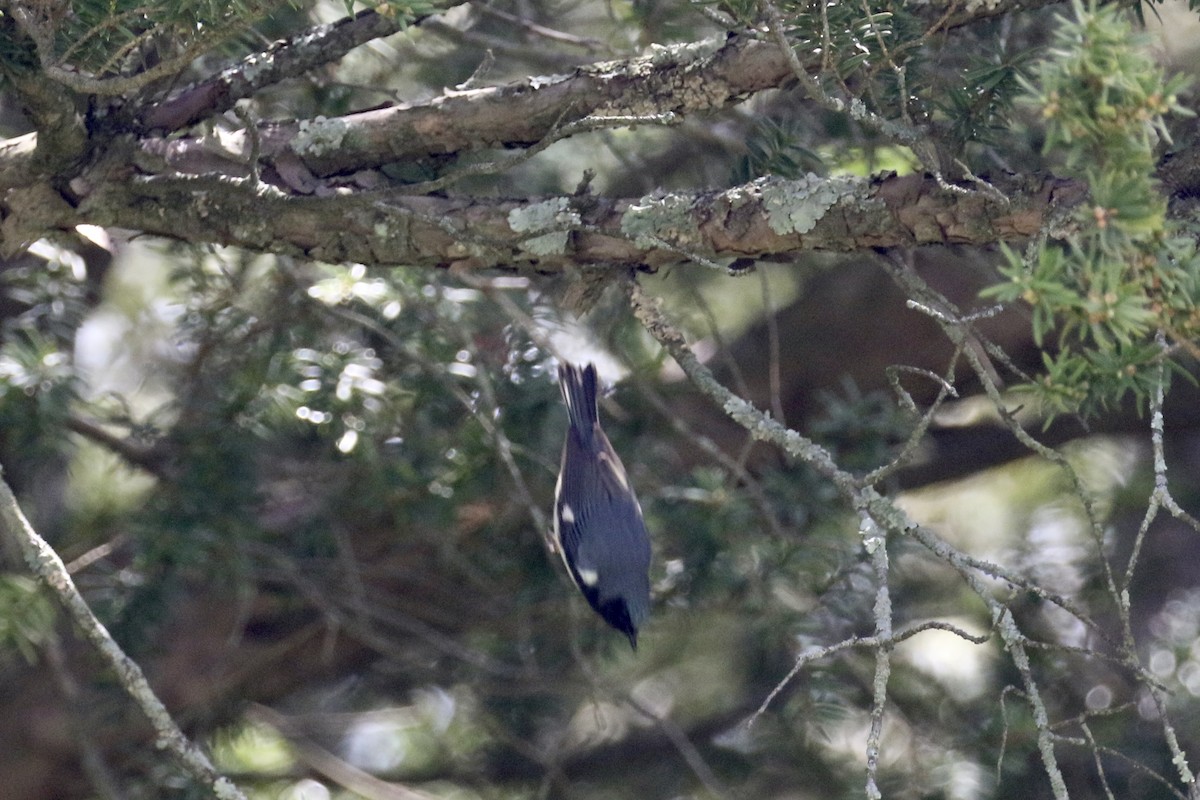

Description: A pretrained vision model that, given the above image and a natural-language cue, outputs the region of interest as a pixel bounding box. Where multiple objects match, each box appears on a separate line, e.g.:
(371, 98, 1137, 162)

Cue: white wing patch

(577, 567, 599, 586)
(560, 503, 575, 524)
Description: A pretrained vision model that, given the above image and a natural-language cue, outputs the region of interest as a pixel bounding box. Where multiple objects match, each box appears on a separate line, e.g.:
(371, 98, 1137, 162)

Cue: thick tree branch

(135, 33, 792, 181)
(64, 170, 1081, 271)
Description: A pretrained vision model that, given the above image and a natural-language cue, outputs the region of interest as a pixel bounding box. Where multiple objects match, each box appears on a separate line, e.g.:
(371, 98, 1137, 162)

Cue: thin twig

(628, 280, 1071, 798)
(745, 620, 990, 725)
(862, 512, 892, 800)
(863, 351, 963, 486)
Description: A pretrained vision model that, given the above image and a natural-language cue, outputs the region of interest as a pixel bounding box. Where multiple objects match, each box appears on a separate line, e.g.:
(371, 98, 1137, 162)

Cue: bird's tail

(558, 362, 599, 446)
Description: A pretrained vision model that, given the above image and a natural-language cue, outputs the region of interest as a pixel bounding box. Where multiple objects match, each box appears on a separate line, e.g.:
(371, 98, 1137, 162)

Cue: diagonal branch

(0, 469, 248, 800)
(143, 32, 796, 179)
(140, 5, 459, 133)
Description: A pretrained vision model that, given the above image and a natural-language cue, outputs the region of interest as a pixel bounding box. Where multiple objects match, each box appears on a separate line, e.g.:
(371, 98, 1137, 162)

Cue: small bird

(554, 362, 652, 649)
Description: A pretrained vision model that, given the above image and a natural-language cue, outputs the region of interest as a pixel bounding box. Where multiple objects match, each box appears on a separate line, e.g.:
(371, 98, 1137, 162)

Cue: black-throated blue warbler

(554, 362, 651, 649)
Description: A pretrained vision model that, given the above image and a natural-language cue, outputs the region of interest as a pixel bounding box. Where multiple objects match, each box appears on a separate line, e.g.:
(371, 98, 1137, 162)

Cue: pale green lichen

(240, 53, 271, 84)
(292, 116, 349, 157)
(508, 198, 580, 256)
(370, 218, 410, 258)
(586, 34, 726, 92)
(646, 35, 725, 66)
(620, 192, 696, 249)
(723, 182, 759, 210)
(520, 233, 569, 257)
(760, 174, 865, 236)
(529, 74, 569, 89)
(962, 0, 1005, 12)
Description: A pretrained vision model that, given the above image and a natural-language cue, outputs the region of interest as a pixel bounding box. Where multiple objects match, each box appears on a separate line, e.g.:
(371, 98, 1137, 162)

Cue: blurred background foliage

(2, 0, 1200, 798)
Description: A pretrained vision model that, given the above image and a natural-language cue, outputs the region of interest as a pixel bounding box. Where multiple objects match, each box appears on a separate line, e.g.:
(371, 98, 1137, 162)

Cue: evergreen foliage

(0, 0, 1199, 798)
(984, 0, 1198, 417)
